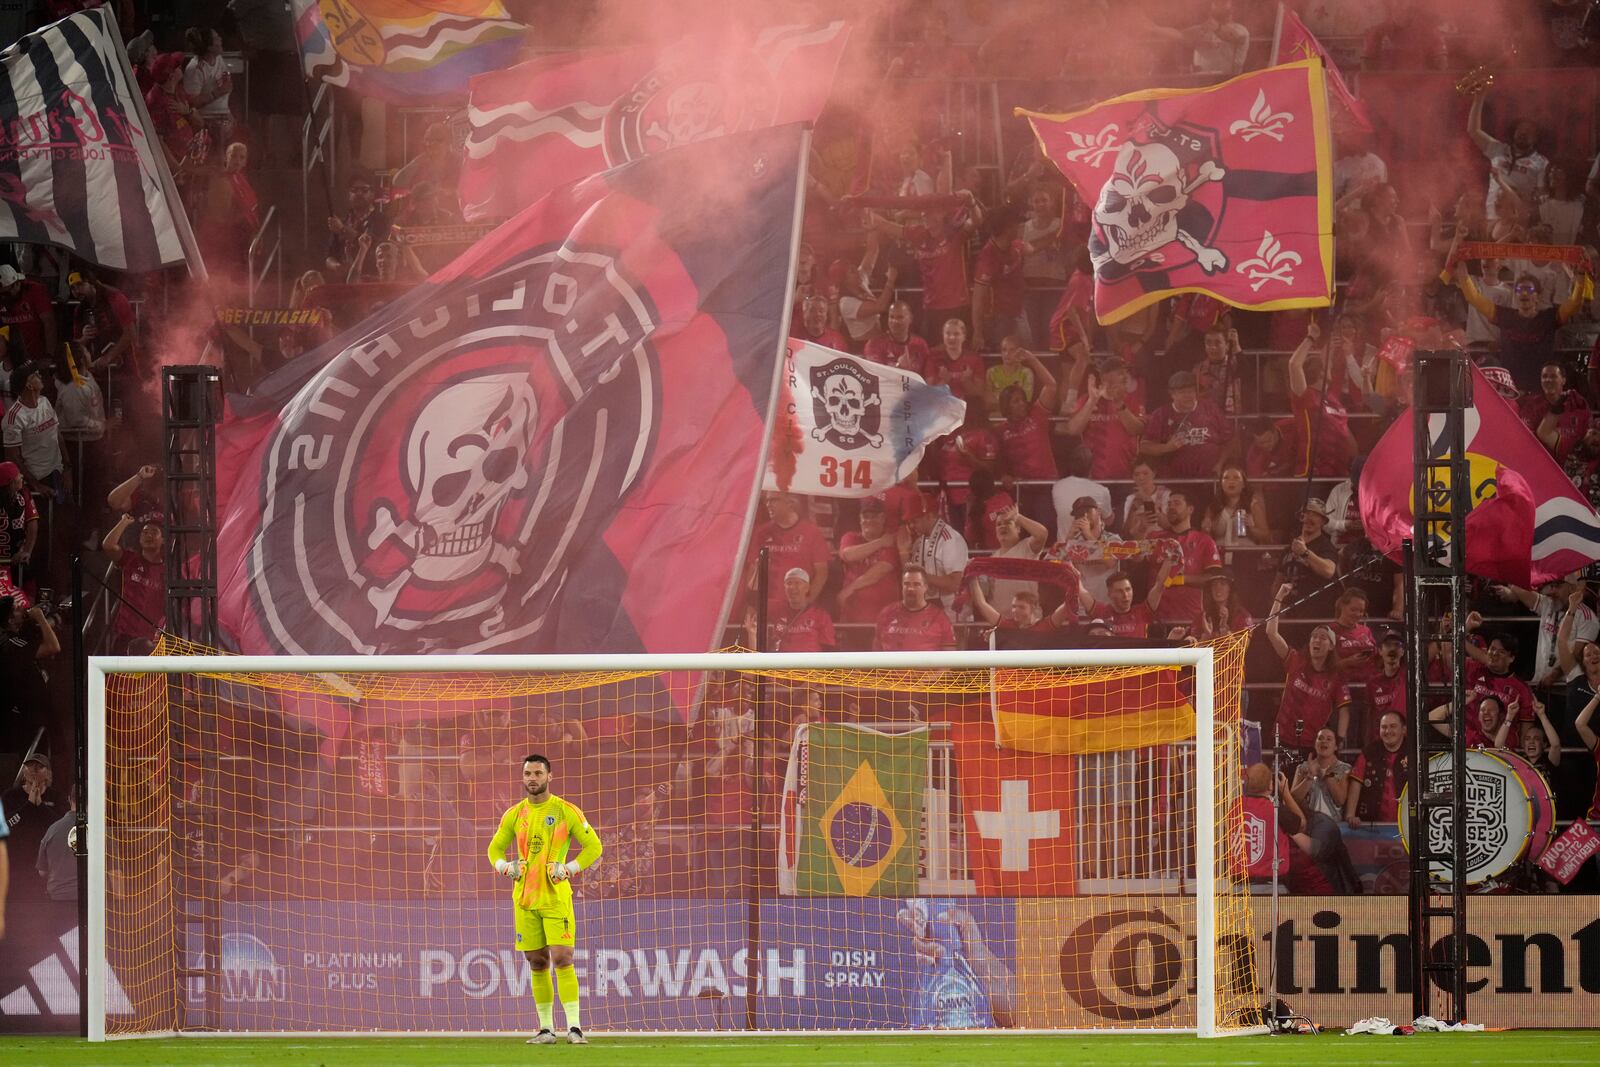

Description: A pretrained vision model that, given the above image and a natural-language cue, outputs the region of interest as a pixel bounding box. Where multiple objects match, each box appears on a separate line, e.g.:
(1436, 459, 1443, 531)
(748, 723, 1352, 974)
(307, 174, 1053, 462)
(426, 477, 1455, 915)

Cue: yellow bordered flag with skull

(1019, 59, 1334, 325)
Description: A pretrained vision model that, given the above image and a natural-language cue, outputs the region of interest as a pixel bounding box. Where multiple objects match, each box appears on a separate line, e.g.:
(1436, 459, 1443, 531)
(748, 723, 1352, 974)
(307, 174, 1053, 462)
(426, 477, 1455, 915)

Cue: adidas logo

(0, 926, 132, 1017)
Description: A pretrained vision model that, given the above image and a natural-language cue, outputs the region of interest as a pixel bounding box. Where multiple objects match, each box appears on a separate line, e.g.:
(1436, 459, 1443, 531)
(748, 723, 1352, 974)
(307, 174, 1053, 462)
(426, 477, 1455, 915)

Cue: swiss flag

(951, 725, 1075, 895)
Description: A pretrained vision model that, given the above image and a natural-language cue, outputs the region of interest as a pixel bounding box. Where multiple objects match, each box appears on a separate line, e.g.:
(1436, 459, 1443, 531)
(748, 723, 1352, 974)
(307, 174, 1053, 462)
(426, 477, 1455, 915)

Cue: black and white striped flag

(0, 8, 194, 273)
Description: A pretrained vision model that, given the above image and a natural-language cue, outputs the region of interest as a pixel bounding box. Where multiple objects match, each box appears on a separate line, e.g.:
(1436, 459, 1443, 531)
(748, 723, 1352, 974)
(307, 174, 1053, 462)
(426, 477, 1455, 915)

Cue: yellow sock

(555, 964, 580, 1031)
(530, 967, 555, 1032)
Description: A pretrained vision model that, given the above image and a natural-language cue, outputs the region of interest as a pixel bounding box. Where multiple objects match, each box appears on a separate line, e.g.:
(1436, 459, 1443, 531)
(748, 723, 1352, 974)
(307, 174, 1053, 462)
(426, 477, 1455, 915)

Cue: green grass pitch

(7, 1032, 1600, 1067)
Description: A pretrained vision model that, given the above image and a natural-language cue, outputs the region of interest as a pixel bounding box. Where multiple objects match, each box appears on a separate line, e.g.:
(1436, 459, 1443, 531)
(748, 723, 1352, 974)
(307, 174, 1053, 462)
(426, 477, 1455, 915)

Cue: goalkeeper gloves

(547, 860, 578, 883)
(494, 858, 526, 880)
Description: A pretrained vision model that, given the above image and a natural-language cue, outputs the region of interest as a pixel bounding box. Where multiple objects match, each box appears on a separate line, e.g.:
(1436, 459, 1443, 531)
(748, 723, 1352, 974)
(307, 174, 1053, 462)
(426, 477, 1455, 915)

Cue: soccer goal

(87, 639, 1264, 1040)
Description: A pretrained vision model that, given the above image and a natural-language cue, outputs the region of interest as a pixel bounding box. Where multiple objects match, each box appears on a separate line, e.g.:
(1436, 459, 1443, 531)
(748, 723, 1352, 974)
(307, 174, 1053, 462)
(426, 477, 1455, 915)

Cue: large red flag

(950, 725, 1075, 896)
(1020, 59, 1334, 325)
(1273, 5, 1372, 133)
(1359, 363, 1600, 586)
(216, 125, 807, 660)
(460, 22, 848, 220)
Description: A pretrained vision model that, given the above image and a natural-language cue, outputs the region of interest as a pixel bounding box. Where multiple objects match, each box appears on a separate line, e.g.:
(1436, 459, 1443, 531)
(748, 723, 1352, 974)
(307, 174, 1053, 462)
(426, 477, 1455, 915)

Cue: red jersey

(772, 604, 837, 653)
(791, 324, 851, 351)
(1143, 400, 1233, 477)
(1518, 389, 1587, 433)
(1465, 660, 1535, 722)
(904, 220, 969, 312)
(1363, 668, 1409, 744)
(1288, 388, 1357, 478)
(0, 279, 54, 361)
(113, 551, 166, 639)
(1333, 622, 1375, 663)
(997, 405, 1058, 481)
(837, 532, 901, 625)
(1073, 394, 1143, 480)
(0, 484, 38, 560)
(930, 426, 998, 504)
(974, 238, 1027, 316)
(752, 519, 832, 611)
(862, 331, 931, 372)
(1160, 527, 1221, 623)
(1276, 649, 1352, 748)
(874, 601, 956, 651)
(1091, 602, 1154, 639)
(923, 351, 986, 398)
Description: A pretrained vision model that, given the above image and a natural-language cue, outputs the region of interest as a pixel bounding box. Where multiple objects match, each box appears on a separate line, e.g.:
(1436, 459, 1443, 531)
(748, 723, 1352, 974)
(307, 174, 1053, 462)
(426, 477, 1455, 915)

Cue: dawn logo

(218, 933, 288, 1004)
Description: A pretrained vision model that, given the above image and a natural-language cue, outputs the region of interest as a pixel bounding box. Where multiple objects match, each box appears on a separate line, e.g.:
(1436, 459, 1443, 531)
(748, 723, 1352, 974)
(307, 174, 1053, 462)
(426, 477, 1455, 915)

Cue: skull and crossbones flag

(767, 340, 966, 498)
(216, 124, 807, 665)
(1020, 59, 1334, 326)
(459, 21, 848, 220)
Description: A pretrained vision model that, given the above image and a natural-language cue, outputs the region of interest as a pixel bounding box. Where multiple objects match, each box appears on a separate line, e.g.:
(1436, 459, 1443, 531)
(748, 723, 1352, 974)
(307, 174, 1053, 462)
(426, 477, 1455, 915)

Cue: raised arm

(1024, 350, 1058, 412)
(969, 577, 1001, 625)
(1265, 583, 1291, 660)
(1557, 587, 1586, 674)
(1559, 269, 1591, 324)
(1534, 699, 1562, 766)
(101, 513, 134, 561)
(1466, 92, 1496, 155)
(1287, 323, 1318, 398)
(1577, 687, 1600, 751)
(1145, 557, 1175, 611)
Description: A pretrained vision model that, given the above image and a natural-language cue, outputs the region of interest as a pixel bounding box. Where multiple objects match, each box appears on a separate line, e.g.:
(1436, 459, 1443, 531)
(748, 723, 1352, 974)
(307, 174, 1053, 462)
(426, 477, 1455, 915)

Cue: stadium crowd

(5, 0, 1600, 902)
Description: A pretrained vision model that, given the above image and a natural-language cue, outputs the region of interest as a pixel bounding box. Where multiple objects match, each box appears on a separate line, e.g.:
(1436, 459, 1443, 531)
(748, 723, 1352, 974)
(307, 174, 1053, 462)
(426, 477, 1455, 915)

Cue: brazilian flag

(798, 724, 926, 896)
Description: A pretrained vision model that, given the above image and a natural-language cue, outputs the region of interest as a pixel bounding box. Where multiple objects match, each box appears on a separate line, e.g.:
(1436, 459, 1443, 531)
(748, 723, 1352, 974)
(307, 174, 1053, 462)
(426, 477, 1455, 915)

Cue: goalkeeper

(487, 753, 603, 1045)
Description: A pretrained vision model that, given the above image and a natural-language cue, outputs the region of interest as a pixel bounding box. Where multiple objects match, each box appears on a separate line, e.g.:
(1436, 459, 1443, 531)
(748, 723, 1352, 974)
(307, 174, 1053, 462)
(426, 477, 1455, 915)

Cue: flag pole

(102, 10, 209, 280)
(1270, 2, 1285, 66)
(713, 124, 814, 646)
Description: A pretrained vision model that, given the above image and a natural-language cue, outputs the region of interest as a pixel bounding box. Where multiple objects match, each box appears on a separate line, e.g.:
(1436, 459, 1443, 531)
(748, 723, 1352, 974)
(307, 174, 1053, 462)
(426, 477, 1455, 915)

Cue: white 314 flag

(766, 340, 965, 498)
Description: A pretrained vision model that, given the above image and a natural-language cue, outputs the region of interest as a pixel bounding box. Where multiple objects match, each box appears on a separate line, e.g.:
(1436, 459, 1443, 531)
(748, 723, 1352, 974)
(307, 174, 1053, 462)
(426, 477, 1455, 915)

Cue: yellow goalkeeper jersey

(486, 794, 603, 910)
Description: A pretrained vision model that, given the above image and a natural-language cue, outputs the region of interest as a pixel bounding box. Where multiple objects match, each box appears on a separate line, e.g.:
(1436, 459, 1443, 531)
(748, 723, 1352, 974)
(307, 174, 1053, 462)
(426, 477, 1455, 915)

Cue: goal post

(88, 642, 1263, 1040)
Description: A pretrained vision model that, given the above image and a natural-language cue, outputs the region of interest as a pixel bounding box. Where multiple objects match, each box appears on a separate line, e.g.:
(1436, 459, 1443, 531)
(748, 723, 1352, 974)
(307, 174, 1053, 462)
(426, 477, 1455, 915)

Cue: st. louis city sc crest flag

(1020, 59, 1334, 325)
(767, 339, 965, 498)
(216, 124, 807, 656)
(1359, 363, 1600, 588)
(460, 22, 848, 220)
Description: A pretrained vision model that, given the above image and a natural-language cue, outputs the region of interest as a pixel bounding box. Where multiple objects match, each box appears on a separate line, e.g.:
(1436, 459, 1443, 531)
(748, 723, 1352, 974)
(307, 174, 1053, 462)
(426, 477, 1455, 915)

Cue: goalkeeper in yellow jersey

(487, 753, 603, 1045)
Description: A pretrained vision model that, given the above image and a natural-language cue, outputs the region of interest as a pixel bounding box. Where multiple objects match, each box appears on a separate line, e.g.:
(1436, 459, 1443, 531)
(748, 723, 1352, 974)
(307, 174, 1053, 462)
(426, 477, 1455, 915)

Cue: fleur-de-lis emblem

(1235, 230, 1301, 290)
(1228, 90, 1294, 143)
(1063, 123, 1120, 167)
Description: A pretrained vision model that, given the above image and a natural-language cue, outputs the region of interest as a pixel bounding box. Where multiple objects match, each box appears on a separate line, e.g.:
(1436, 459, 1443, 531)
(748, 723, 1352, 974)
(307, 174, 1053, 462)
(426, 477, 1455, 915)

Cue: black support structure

(1404, 349, 1470, 1023)
(162, 365, 223, 644)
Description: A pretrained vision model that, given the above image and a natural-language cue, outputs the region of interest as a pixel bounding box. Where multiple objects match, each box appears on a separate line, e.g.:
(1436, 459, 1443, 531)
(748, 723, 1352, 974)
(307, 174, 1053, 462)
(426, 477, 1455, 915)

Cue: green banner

(797, 724, 926, 896)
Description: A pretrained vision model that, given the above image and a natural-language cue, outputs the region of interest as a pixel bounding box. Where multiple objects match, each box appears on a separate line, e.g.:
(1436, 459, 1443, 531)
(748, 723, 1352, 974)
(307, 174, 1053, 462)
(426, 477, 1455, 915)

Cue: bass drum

(1396, 748, 1554, 885)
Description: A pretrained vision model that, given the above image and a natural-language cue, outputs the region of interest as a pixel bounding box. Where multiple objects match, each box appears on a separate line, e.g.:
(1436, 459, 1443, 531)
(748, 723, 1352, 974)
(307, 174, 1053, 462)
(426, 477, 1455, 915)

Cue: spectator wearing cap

(3, 362, 64, 503)
(1137, 370, 1232, 478)
(747, 492, 831, 617)
(1274, 498, 1339, 618)
(144, 50, 199, 166)
(101, 511, 167, 654)
(1359, 628, 1409, 746)
(1267, 584, 1354, 749)
(751, 568, 836, 654)
(1157, 490, 1222, 628)
(0, 593, 60, 755)
(1, 753, 62, 903)
(1285, 322, 1358, 478)
(1460, 612, 1538, 728)
(837, 501, 903, 639)
(1063, 495, 1121, 606)
(0, 265, 57, 366)
(0, 461, 38, 581)
(1330, 589, 1376, 669)
(1049, 447, 1112, 545)
(1060, 360, 1146, 482)
(896, 491, 969, 621)
(1197, 566, 1253, 638)
(874, 564, 956, 651)
(68, 270, 137, 373)
(1488, 576, 1597, 689)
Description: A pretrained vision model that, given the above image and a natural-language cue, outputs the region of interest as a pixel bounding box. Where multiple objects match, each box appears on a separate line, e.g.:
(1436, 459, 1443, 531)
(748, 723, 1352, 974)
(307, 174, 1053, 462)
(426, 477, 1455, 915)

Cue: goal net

(89, 636, 1262, 1039)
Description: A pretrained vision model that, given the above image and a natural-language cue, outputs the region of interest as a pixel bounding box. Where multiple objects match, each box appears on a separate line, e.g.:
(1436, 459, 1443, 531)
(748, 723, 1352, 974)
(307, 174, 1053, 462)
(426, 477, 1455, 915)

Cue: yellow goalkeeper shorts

(514, 903, 576, 951)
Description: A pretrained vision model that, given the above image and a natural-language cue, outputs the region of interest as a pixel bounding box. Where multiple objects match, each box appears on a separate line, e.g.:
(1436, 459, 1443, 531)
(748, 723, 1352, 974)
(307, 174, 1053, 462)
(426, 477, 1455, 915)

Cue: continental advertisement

(1017, 897, 1600, 1030)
